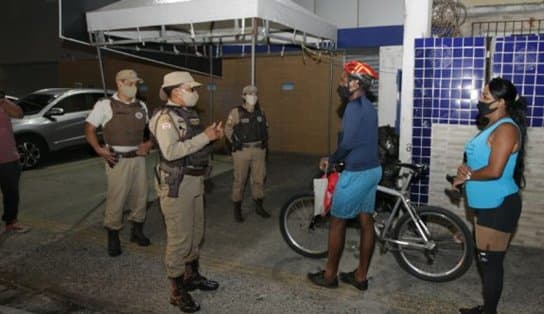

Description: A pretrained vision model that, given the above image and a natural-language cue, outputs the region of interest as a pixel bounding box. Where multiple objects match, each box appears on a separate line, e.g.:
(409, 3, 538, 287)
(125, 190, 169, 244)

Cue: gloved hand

(261, 140, 268, 149)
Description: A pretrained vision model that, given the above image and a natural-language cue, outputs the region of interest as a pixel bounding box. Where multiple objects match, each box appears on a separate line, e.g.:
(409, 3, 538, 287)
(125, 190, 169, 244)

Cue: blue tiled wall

(412, 34, 544, 204)
(412, 37, 486, 204)
(493, 35, 544, 128)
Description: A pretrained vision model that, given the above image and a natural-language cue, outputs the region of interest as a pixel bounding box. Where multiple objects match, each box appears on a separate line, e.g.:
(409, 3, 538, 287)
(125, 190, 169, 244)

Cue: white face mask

(119, 84, 137, 99)
(245, 95, 258, 106)
(180, 89, 199, 107)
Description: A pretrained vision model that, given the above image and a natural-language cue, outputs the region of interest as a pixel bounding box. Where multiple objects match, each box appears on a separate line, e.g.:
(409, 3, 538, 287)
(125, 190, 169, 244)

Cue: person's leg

(249, 147, 266, 200)
(250, 148, 269, 217)
(474, 225, 511, 314)
(232, 150, 250, 221)
(231, 150, 250, 203)
(127, 158, 150, 246)
(104, 159, 132, 230)
(0, 161, 21, 224)
(356, 212, 375, 281)
(324, 217, 347, 281)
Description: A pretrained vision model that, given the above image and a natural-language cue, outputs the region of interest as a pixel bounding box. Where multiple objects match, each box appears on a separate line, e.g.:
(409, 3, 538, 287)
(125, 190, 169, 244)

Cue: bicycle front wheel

(279, 193, 329, 258)
(392, 206, 473, 282)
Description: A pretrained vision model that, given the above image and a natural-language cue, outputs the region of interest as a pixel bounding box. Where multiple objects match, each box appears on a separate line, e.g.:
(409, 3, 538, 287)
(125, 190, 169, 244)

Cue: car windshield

(17, 94, 57, 115)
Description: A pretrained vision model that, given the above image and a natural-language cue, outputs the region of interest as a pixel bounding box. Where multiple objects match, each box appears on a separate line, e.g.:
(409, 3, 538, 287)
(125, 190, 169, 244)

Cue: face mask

(180, 89, 199, 107)
(119, 84, 137, 99)
(245, 95, 258, 106)
(337, 85, 351, 101)
(477, 100, 498, 116)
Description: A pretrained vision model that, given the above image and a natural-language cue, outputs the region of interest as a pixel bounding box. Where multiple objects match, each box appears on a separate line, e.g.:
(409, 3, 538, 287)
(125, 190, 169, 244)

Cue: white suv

(12, 88, 114, 169)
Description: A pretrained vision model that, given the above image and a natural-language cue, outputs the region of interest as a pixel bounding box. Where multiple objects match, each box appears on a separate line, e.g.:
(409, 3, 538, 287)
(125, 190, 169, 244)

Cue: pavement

(0, 148, 543, 314)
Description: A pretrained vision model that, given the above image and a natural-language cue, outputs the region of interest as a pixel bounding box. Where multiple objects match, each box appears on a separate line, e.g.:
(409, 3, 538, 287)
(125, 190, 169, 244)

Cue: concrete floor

(0, 148, 543, 314)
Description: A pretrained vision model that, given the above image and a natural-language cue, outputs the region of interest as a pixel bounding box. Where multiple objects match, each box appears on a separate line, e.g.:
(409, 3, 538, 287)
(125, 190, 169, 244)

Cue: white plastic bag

(313, 177, 328, 216)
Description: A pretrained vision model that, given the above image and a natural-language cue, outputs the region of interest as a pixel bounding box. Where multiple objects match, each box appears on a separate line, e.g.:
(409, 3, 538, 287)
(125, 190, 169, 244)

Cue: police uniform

(150, 103, 212, 276)
(225, 91, 269, 221)
(150, 71, 219, 313)
(86, 93, 150, 243)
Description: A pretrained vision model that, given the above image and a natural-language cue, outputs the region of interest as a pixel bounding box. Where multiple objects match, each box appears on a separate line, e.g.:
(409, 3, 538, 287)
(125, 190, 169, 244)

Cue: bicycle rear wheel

(279, 193, 329, 258)
(392, 206, 473, 282)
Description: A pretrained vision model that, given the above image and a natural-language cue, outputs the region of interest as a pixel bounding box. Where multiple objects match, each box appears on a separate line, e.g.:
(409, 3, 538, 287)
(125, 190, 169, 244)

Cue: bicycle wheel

(279, 193, 329, 258)
(392, 206, 473, 282)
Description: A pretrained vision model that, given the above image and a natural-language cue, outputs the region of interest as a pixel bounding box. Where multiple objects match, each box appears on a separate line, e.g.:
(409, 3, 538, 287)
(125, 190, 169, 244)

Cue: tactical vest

(154, 106, 211, 169)
(103, 98, 146, 146)
(233, 106, 268, 143)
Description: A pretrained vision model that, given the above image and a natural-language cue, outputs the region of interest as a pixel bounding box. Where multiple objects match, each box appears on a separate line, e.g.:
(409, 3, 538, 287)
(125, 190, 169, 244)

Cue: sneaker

(307, 270, 338, 288)
(339, 270, 368, 291)
(5, 222, 31, 233)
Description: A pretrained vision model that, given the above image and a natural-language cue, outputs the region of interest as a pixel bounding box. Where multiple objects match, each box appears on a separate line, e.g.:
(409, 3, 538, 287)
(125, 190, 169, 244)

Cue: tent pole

(96, 46, 107, 96)
(251, 18, 256, 85)
(327, 57, 333, 155)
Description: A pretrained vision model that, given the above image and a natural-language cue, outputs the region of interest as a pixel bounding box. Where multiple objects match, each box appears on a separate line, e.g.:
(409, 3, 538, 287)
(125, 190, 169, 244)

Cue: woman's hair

(488, 77, 528, 188)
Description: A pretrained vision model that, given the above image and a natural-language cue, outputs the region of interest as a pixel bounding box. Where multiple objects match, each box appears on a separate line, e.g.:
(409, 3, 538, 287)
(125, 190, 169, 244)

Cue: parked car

(12, 88, 114, 169)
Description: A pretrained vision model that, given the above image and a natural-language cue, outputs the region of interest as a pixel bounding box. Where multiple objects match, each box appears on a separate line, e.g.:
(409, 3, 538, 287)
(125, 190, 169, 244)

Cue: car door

(46, 93, 91, 150)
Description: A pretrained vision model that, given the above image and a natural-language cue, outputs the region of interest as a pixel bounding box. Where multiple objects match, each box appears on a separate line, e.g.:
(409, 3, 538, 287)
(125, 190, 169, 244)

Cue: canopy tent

(86, 0, 337, 49)
(85, 0, 337, 86)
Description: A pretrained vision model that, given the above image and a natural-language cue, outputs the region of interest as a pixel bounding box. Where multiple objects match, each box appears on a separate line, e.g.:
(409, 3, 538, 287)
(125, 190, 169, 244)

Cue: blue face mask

(477, 99, 498, 116)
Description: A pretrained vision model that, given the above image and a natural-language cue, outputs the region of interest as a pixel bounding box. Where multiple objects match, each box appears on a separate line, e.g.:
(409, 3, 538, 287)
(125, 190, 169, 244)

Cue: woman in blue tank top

(454, 78, 527, 314)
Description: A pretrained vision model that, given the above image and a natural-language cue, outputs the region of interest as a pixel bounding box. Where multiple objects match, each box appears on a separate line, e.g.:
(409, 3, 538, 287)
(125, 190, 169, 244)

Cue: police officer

(225, 85, 269, 222)
(85, 69, 152, 257)
(149, 71, 222, 313)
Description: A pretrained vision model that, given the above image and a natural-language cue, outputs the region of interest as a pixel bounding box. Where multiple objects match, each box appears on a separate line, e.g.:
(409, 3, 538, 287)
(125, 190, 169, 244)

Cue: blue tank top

(465, 117, 519, 209)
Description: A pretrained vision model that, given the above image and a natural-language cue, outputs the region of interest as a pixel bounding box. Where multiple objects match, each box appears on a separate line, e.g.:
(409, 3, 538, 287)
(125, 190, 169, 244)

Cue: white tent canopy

(86, 0, 337, 49)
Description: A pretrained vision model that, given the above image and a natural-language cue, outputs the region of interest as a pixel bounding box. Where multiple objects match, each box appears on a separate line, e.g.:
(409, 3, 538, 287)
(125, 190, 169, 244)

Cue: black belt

(242, 141, 262, 148)
(183, 167, 207, 176)
(115, 150, 139, 158)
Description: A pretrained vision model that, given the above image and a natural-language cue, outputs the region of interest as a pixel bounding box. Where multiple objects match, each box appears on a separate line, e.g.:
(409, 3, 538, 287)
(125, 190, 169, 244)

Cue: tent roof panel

(86, 0, 337, 45)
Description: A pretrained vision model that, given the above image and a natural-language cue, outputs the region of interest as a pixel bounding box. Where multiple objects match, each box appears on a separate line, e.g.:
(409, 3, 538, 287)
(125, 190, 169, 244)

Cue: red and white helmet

(343, 60, 379, 81)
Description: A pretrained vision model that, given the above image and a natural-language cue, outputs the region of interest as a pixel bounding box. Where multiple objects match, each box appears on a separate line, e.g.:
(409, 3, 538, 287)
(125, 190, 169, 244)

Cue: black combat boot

(107, 228, 121, 257)
(183, 259, 219, 291)
(130, 222, 151, 246)
(169, 276, 200, 313)
(255, 198, 270, 218)
(233, 201, 244, 222)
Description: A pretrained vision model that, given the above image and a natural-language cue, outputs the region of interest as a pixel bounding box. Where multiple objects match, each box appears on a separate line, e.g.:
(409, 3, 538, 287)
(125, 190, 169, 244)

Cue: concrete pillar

(378, 45, 403, 127)
(399, 0, 432, 163)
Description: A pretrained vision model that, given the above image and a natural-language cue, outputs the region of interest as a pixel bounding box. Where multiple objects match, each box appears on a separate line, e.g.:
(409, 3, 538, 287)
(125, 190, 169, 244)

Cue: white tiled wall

(429, 124, 544, 248)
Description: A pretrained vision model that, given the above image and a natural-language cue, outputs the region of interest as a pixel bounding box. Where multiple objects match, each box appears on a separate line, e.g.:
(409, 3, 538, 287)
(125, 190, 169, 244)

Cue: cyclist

(308, 60, 382, 291)
(454, 78, 527, 314)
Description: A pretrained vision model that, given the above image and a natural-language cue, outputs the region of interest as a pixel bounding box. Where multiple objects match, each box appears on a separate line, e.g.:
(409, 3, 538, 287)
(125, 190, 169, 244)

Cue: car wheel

(16, 135, 47, 169)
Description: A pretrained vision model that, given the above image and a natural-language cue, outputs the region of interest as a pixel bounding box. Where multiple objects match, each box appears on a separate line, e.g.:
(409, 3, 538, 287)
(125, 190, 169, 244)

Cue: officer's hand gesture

(204, 122, 224, 141)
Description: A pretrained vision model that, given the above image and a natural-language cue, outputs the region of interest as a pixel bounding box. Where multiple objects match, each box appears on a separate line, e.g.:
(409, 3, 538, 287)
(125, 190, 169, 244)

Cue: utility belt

(156, 162, 208, 198)
(115, 150, 139, 158)
(242, 141, 263, 148)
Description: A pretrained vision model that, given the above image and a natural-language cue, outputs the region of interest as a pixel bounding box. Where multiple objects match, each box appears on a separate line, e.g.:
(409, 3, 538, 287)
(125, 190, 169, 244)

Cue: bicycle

(279, 162, 474, 282)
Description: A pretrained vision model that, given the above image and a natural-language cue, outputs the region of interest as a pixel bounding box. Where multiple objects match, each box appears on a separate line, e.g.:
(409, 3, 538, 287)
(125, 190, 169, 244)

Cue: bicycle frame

(375, 166, 434, 250)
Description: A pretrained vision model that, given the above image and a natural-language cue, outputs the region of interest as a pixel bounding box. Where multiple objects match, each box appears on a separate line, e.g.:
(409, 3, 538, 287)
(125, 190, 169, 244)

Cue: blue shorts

(330, 166, 382, 219)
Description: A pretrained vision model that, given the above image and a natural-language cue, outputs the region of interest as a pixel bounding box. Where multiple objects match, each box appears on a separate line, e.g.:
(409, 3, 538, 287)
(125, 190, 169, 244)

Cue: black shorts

(474, 193, 522, 233)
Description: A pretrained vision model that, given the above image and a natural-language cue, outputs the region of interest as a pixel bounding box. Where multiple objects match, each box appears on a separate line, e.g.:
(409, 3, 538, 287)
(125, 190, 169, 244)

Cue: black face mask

(336, 85, 351, 101)
(477, 100, 498, 116)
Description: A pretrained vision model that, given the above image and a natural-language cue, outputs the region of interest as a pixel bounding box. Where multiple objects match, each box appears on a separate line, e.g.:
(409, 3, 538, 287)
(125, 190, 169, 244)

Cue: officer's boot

(255, 198, 270, 218)
(106, 228, 121, 257)
(183, 259, 219, 291)
(130, 222, 151, 246)
(233, 201, 244, 222)
(169, 276, 200, 313)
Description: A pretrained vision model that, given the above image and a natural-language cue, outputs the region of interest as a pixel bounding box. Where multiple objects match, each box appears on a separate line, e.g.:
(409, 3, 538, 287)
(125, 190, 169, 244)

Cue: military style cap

(159, 71, 202, 101)
(115, 69, 143, 83)
(242, 85, 258, 95)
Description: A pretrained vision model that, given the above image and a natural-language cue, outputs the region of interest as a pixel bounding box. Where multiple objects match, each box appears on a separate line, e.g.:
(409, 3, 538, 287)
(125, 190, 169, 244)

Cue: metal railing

(472, 19, 544, 37)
